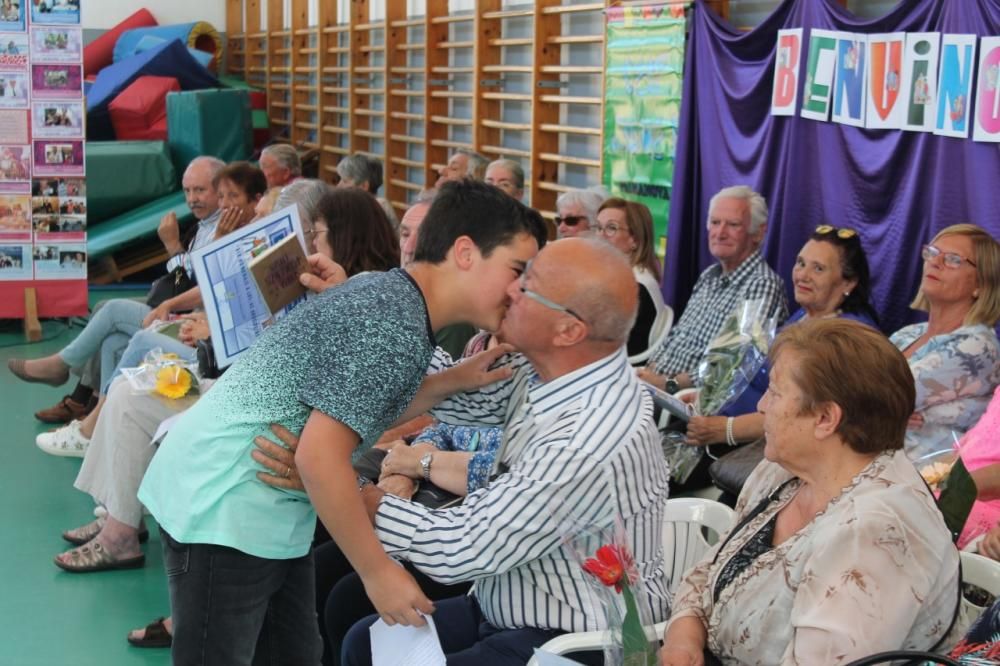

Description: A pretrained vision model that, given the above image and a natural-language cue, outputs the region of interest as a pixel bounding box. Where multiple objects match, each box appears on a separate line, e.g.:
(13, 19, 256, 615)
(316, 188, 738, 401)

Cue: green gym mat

(87, 190, 192, 259)
(87, 141, 178, 224)
(166, 88, 252, 178)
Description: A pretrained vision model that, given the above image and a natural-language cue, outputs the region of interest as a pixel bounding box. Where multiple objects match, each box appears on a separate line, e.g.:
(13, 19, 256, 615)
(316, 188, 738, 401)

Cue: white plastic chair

(629, 304, 674, 366)
(956, 550, 1000, 633)
(526, 498, 736, 665)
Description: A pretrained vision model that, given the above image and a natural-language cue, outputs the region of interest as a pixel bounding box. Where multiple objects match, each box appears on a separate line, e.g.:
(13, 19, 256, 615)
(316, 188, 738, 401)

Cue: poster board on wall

(0, 0, 87, 318)
(602, 4, 686, 260)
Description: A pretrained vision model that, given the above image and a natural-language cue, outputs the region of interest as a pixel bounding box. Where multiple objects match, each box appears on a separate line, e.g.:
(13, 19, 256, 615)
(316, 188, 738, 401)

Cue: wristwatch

(420, 452, 434, 482)
(664, 375, 680, 394)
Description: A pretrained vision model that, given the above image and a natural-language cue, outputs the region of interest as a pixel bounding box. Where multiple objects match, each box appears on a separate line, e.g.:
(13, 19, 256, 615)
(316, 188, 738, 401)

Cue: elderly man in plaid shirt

(638, 185, 787, 394)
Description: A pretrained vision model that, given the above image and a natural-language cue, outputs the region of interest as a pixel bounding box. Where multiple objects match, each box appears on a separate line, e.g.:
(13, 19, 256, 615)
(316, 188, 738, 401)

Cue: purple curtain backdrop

(665, 0, 1000, 333)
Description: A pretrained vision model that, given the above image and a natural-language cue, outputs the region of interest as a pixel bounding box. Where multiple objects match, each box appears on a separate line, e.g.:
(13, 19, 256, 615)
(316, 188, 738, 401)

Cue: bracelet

(725, 417, 737, 447)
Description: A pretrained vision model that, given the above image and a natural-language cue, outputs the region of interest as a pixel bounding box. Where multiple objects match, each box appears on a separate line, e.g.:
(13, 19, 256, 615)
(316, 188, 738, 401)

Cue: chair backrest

(960, 550, 1000, 615)
(629, 304, 674, 366)
(661, 497, 736, 593)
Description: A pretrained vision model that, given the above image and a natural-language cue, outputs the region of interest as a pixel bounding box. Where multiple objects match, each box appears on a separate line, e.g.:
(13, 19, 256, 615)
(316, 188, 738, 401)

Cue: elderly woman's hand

(659, 644, 705, 666)
(179, 316, 211, 346)
(253, 423, 305, 491)
(686, 415, 726, 446)
(979, 524, 1000, 561)
(380, 444, 424, 480)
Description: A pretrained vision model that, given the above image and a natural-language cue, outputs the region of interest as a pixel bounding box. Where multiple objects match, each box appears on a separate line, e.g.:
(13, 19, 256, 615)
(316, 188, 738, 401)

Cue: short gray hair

(337, 154, 384, 193)
(262, 144, 302, 176)
(564, 238, 638, 344)
(189, 155, 225, 178)
(415, 188, 438, 205)
(275, 179, 332, 225)
(556, 186, 608, 228)
(455, 149, 489, 180)
(486, 158, 525, 191)
(707, 185, 768, 234)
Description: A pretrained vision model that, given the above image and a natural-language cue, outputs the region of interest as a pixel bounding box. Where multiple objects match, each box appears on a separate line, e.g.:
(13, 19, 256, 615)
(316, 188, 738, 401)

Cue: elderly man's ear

(552, 318, 588, 348)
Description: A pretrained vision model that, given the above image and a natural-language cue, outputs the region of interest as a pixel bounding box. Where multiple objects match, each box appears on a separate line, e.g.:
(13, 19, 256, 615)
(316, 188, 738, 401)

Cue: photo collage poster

(0, 0, 84, 282)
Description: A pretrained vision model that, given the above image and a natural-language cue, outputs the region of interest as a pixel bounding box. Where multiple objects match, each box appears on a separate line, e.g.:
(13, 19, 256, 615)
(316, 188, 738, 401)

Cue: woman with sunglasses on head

(596, 197, 664, 356)
(890, 223, 1000, 462)
(682, 225, 879, 460)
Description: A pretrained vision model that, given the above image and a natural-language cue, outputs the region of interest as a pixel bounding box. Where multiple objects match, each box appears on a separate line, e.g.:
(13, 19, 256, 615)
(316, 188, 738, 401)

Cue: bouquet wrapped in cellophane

(119, 347, 201, 400)
(562, 519, 660, 666)
(695, 298, 777, 417)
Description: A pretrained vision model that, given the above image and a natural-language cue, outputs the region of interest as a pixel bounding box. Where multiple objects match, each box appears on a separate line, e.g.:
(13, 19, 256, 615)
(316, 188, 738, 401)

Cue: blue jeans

(161, 529, 323, 666)
(341, 594, 568, 666)
(103, 328, 197, 393)
(59, 298, 150, 393)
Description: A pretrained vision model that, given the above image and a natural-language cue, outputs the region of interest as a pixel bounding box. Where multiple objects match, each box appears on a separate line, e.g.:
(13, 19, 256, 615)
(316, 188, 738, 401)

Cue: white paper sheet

(370, 615, 446, 666)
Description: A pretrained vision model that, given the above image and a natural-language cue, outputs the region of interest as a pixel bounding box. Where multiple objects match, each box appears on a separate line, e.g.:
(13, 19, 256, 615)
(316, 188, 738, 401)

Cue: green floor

(0, 290, 170, 666)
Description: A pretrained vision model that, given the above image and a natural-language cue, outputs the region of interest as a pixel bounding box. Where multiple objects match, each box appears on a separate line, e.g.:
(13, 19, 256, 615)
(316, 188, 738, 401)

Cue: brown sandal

(7, 358, 69, 387)
(53, 541, 145, 573)
(62, 518, 149, 546)
(127, 617, 172, 648)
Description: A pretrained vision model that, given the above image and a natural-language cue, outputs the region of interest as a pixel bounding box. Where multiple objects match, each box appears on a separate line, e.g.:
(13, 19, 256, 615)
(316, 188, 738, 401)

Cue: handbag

(708, 438, 766, 498)
(354, 447, 462, 509)
(145, 265, 195, 308)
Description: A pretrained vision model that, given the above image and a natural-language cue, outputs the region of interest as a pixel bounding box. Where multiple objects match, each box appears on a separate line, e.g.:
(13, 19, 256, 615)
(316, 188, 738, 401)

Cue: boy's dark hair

(414, 179, 547, 263)
(213, 161, 268, 200)
(316, 188, 399, 275)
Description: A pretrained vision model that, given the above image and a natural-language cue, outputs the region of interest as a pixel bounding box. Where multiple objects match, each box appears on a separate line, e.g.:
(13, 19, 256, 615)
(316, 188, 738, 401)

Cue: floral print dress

(890, 323, 1000, 462)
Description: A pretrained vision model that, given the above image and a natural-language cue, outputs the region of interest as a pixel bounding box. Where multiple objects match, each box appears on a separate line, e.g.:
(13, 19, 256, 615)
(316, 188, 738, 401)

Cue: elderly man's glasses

(518, 271, 585, 323)
(922, 244, 977, 269)
(814, 224, 857, 239)
(555, 215, 588, 227)
(595, 223, 624, 238)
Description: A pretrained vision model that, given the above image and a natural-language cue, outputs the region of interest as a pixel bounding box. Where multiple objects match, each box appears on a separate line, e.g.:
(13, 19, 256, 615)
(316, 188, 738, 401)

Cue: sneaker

(36, 420, 90, 458)
(34, 395, 93, 424)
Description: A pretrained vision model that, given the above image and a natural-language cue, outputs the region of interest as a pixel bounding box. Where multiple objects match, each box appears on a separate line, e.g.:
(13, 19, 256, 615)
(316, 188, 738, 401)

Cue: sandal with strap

(7, 358, 69, 387)
(62, 518, 149, 546)
(54, 541, 145, 573)
(127, 617, 172, 649)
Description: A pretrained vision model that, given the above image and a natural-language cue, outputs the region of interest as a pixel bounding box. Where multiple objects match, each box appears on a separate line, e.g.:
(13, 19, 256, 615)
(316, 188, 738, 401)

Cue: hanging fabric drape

(665, 0, 1000, 333)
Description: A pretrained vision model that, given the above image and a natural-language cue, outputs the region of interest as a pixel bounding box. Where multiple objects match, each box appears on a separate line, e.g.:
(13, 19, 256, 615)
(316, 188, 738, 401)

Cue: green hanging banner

(603, 4, 687, 258)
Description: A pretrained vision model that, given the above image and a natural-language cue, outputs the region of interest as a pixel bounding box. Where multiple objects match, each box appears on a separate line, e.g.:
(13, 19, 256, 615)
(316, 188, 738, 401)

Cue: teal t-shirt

(138, 269, 436, 559)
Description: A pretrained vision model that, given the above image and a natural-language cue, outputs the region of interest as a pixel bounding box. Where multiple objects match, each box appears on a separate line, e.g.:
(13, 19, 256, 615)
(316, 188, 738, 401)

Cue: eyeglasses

(518, 270, 585, 323)
(555, 215, 588, 227)
(922, 244, 977, 269)
(595, 223, 624, 238)
(814, 225, 857, 239)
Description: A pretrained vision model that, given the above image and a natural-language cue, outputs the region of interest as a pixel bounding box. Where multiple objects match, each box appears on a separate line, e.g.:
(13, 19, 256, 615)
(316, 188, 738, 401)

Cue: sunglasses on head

(555, 215, 588, 227)
(814, 224, 857, 239)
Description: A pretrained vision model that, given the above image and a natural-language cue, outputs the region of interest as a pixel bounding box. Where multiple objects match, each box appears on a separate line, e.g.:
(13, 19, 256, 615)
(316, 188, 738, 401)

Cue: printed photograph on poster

(31, 64, 82, 99)
(58, 195, 83, 214)
(32, 175, 83, 196)
(0, 71, 29, 108)
(30, 27, 82, 63)
(33, 139, 83, 175)
(31, 195, 56, 214)
(0, 33, 29, 70)
(0, 109, 27, 143)
(0, 193, 29, 240)
(0, 243, 31, 280)
(34, 213, 84, 240)
(34, 242, 85, 280)
(31, 0, 79, 26)
(31, 101, 82, 137)
(0, 144, 29, 190)
(0, 1, 26, 32)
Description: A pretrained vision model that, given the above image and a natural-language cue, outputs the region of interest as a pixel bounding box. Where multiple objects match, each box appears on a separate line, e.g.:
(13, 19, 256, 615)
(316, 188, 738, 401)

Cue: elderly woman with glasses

(890, 223, 1000, 462)
(596, 197, 664, 356)
(660, 319, 960, 666)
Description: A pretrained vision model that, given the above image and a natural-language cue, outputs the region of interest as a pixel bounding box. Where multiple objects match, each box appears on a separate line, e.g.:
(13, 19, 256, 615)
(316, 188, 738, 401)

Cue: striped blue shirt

(374, 349, 672, 633)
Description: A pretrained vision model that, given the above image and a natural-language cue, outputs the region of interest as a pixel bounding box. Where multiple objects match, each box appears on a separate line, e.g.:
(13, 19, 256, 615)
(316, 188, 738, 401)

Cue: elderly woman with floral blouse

(891, 223, 1000, 462)
(660, 319, 959, 666)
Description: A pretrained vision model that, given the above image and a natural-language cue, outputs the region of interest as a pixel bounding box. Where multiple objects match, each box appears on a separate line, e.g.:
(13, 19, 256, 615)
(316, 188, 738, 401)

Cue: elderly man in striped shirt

(342, 237, 672, 666)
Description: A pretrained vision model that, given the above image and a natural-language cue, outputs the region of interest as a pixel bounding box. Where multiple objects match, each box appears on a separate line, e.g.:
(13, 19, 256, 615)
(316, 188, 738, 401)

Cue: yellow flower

(154, 366, 193, 399)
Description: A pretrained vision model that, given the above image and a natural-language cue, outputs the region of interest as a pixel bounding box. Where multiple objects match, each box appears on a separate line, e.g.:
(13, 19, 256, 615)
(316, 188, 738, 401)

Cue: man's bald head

(535, 238, 638, 345)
